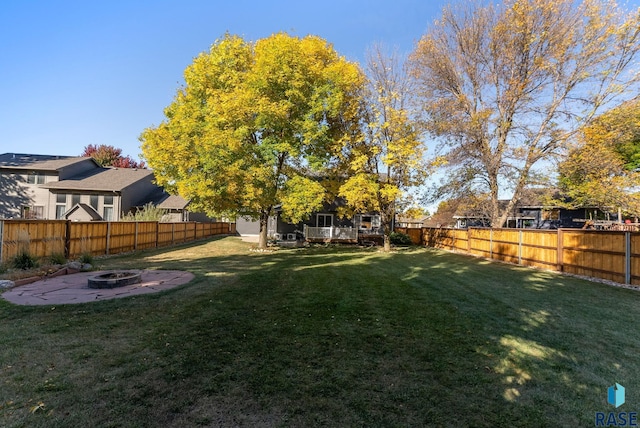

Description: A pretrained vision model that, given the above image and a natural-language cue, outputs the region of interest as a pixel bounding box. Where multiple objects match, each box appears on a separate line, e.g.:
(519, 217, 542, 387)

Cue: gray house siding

(236, 217, 261, 235)
(119, 175, 157, 216)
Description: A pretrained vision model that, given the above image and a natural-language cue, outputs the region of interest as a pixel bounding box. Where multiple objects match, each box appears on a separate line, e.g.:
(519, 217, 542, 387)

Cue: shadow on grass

(1, 236, 638, 427)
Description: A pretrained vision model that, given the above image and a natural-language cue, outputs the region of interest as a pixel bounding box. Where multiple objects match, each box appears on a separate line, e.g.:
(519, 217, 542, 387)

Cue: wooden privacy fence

(0, 220, 236, 263)
(395, 226, 640, 286)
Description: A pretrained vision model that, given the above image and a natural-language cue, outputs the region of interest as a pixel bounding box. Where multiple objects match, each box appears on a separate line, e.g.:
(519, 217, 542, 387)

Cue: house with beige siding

(0, 153, 200, 222)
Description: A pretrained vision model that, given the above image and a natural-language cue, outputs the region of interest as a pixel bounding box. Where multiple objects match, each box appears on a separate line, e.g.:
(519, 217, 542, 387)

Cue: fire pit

(88, 271, 143, 289)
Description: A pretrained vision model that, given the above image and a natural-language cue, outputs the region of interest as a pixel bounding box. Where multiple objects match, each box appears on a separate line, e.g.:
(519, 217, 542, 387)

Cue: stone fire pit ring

(88, 270, 143, 289)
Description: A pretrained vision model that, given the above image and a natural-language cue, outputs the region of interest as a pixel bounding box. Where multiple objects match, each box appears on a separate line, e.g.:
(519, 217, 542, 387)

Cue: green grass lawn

(1, 236, 639, 427)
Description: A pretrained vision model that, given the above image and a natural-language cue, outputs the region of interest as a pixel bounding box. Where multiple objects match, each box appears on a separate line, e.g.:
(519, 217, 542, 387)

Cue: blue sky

(1, 0, 447, 161)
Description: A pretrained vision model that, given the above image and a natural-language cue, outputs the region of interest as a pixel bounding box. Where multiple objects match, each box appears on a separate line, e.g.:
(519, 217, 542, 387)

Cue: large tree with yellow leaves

(140, 33, 364, 248)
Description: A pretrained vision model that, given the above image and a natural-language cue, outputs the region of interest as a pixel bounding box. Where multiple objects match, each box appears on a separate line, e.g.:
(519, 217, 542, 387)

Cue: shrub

(79, 253, 94, 265)
(390, 232, 412, 246)
(13, 251, 38, 270)
(121, 202, 168, 221)
(48, 252, 67, 265)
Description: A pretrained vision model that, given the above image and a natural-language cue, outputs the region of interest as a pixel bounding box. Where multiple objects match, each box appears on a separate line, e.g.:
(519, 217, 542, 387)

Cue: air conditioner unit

(274, 233, 282, 240)
(287, 233, 296, 241)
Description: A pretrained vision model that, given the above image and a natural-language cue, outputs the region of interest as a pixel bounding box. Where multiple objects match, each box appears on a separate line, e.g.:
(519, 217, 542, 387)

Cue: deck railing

(303, 225, 358, 241)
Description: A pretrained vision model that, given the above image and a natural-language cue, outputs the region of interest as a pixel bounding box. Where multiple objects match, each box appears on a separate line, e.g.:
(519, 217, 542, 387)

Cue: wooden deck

(303, 225, 382, 243)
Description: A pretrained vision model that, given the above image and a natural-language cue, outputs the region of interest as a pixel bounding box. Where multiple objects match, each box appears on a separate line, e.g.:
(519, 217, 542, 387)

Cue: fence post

(518, 230, 523, 265)
(0, 220, 3, 263)
(155, 221, 159, 248)
(106, 222, 111, 255)
(557, 229, 564, 272)
(134, 221, 139, 251)
(64, 220, 71, 259)
(626, 231, 631, 285)
(489, 228, 493, 260)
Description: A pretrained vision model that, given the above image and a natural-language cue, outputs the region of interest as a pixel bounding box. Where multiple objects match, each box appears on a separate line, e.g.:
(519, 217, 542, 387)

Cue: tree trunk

(380, 202, 394, 253)
(488, 170, 502, 228)
(383, 233, 391, 252)
(257, 211, 269, 250)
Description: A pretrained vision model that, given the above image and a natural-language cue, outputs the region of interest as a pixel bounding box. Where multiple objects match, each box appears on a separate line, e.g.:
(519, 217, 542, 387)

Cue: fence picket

(0, 220, 235, 263)
(407, 227, 636, 286)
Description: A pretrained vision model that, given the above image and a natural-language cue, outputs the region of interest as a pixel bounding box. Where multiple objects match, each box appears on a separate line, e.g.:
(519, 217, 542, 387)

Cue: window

(90, 195, 99, 210)
(27, 173, 45, 184)
(542, 209, 560, 221)
(103, 207, 114, 221)
(358, 214, 381, 229)
(32, 206, 44, 219)
(55, 194, 67, 219)
(103, 195, 114, 221)
(317, 214, 333, 227)
(71, 194, 81, 206)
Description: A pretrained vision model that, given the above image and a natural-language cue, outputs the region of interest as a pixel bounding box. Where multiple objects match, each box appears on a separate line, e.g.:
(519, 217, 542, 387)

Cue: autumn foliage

(140, 33, 364, 248)
(557, 99, 640, 215)
(81, 144, 145, 169)
(410, 0, 640, 227)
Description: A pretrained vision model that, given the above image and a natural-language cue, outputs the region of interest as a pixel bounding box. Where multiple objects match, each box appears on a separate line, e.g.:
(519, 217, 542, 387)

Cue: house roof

(42, 167, 154, 192)
(137, 186, 190, 210)
(396, 216, 429, 224)
(0, 153, 95, 171)
(156, 195, 190, 210)
(64, 203, 103, 221)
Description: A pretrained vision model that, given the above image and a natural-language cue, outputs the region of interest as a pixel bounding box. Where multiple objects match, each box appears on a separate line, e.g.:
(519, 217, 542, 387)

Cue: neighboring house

(42, 166, 159, 221)
(452, 191, 620, 229)
(503, 205, 621, 229)
(154, 194, 191, 222)
(396, 215, 429, 229)
(0, 153, 101, 219)
(147, 191, 215, 222)
(265, 201, 384, 244)
(0, 152, 208, 222)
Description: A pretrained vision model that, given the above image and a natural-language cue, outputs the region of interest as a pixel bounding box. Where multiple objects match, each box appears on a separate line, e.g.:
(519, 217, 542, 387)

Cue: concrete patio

(1, 270, 194, 306)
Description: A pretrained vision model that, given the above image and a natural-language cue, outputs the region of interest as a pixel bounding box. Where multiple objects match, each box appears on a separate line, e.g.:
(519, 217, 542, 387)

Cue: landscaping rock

(82, 263, 93, 271)
(0, 280, 14, 289)
(67, 261, 82, 271)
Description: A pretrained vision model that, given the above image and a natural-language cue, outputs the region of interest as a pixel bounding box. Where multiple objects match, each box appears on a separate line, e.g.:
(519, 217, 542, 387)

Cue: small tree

(556, 99, 640, 215)
(340, 44, 427, 252)
(81, 144, 145, 169)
